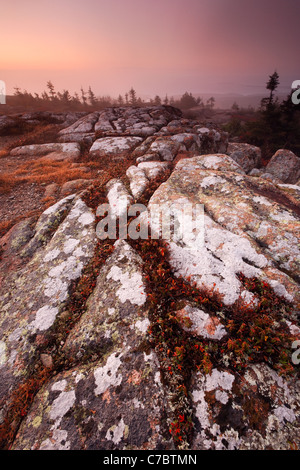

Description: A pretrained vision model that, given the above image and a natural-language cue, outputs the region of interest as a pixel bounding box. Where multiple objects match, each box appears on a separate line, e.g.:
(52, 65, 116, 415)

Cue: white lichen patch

(132, 318, 150, 334)
(49, 389, 76, 421)
(191, 369, 236, 447)
(39, 429, 71, 451)
(205, 369, 235, 393)
(51, 379, 68, 392)
(274, 406, 296, 424)
(66, 198, 95, 223)
(179, 305, 227, 340)
(78, 211, 95, 226)
(31, 306, 59, 332)
(269, 210, 298, 223)
(201, 175, 227, 189)
(107, 265, 146, 306)
(63, 238, 80, 254)
(43, 277, 69, 302)
(94, 352, 123, 396)
(167, 213, 268, 306)
(0, 341, 7, 366)
(253, 196, 273, 207)
(90, 136, 142, 156)
(44, 248, 61, 262)
(105, 418, 127, 445)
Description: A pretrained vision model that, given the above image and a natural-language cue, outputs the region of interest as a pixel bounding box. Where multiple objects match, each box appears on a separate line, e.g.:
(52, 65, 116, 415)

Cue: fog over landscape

(1, 0, 299, 103)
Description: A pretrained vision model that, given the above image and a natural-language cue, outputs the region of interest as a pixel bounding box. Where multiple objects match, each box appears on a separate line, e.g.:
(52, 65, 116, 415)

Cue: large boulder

(227, 142, 262, 173)
(265, 149, 300, 184)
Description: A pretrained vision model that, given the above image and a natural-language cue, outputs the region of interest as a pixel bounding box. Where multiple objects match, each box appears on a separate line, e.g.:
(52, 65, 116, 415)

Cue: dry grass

(0, 160, 93, 195)
(0, 124, 60, 159)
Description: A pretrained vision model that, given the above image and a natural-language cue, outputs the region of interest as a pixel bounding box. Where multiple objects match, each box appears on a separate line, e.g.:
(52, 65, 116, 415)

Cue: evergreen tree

(266, 71, 280, 106)
(88, 86, 97, 106)
(13, 86, 22, 96)
(128, 87, 138, 105)
(154, 95, 162, 105)
(117, 94, 124, 105)
(206, 96, 215, 109)
(80, 87, 87, 106)
(180, 92, 198, 109)
(47, 81, 56, 100)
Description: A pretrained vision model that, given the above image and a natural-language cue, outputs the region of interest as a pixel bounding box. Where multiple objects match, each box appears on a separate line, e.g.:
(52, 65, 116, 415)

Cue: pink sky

(1, 0, 299, 98)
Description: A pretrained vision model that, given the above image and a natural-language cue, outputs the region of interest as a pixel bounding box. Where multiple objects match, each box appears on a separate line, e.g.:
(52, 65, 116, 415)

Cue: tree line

(10, 82, 215, 111)
(224, 71, 300, 160)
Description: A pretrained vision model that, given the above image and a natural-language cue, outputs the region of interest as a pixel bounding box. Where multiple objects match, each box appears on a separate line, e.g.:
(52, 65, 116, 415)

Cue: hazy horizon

(1, 0, 299, 99)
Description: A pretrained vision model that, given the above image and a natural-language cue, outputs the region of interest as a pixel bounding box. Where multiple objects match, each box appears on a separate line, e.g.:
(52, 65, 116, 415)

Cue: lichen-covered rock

(12, 241, 171, 450)
(58, 132, 95, 145)
(12, 346, 170, 450)
(175, 303, 227, 340)
(137, 161, 170, 180)
(58, 112, 99, 136)
(227, 142, 262, 173)
(89, 137, 143, 160)
(63, 240, 148, 360)
(0, 196, 97, 424)
(106, 179, 133, 219)
(190, 364, 300, 450)
(265, 149, 300, 184)
(92, 106, 182, 138)
(149, 137, 182, 161)
(148, 154, 300, 307)
(20, 195, 76, 258)
(10, 143, 81, 162)
(60, 179, 92, 197)
(126, 165, 149, 199)
(185, 153, 245, 174)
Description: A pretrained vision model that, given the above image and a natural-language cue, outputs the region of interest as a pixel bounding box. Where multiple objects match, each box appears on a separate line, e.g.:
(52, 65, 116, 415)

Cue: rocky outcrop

(0, 106, 299, 451)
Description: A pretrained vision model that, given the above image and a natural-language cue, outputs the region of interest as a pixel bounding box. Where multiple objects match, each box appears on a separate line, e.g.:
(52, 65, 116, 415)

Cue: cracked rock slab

(190, 363, 300, 450)
(12, 346, 170, 450)
(12, 242, 170, 450)
(63, 240, 148, 361)
(0, 196, 97, 420)
(147, 154, 300, 307)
